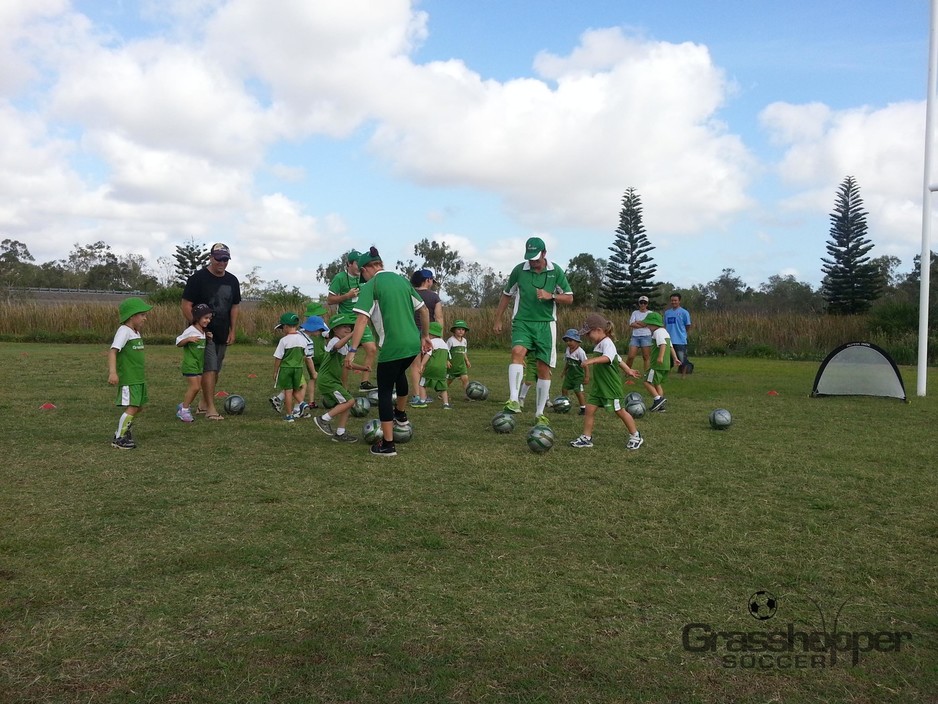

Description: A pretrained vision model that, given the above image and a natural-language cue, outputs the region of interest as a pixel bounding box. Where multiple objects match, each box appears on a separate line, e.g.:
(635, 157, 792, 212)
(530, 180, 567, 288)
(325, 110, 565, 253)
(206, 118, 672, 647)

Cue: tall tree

(821, 176, 882, 314)
(600, 188, 657, 310)
(316, 256, 344, 285)
(446, 262, 505, 307)
(0, 239, 35, 288)
(173, 239, 208, 286)
(395, 239, 464, 294)
(565, 253, 606, 308)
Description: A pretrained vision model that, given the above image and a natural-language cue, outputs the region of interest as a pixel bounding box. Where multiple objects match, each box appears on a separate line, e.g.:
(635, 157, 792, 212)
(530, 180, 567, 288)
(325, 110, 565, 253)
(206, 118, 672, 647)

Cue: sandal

(196, 407, 207, 415)
(205, 413, 225, 421)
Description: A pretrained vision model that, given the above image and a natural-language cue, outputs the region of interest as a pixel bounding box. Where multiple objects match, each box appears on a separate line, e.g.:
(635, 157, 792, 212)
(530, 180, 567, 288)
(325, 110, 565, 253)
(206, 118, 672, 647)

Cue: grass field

(1, 342, 936, 703)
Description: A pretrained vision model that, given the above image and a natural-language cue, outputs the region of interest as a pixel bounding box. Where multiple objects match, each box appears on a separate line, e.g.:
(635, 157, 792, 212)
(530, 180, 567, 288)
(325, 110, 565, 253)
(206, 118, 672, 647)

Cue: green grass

(1, 343, 936, 703)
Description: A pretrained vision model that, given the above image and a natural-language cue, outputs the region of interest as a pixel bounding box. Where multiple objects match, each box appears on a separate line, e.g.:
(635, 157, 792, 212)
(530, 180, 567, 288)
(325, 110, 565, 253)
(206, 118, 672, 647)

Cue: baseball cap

(578, 313, 610, 336)
(643, 311, 664, 327)
(191, 303, 213, 322)
(419, 268, 435, 279)
(524, 236, 546, 260)
(561, 328, 581, 342)
(118, 297, 152, 323)
(274, 311, 300, 330)
(210, 243, 231, 261)
(300, 315, 328, 334)
(346, 249, 362, 265)
(638, 296, 649, 303)
(357, 248, 381, 268)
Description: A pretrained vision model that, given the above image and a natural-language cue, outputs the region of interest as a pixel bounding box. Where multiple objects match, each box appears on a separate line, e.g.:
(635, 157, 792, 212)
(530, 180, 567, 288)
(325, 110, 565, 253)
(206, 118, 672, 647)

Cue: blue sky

(1, 0, 931, 296)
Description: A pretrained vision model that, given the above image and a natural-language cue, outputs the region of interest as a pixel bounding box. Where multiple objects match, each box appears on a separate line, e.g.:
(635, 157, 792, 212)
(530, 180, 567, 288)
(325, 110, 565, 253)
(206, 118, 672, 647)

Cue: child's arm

(657, 345, 666, 365)
(618, 359, 640, 378)
(273, 358, 281, 387)
(176, 335, 200, 347)
(671, 345, 682, 366)
(107, 348, 118, 385)
(305, 355, 317, 380)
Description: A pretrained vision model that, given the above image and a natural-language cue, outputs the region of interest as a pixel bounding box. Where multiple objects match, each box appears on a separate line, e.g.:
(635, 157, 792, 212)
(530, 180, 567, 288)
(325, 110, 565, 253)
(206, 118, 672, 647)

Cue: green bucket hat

(329, 313, 357, 329)
(305, 301, 328, 317)
(642, 311, 664, 327)
(428, 321, 443, 337)
(450, 319, 469, 332)
(118, 297, 152, 323)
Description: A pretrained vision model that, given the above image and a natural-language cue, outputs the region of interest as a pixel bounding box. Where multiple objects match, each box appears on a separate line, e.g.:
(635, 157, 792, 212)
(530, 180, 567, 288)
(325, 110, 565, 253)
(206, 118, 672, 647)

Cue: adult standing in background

(408, 268, 444, 407)
(493, 236, 574, 425)
(626, 295, 653, 373)
(348, 247, 431, 457)
(327, 250, 378, 390)
(181, 242, 242, 420)
(664, 292, 692, 377)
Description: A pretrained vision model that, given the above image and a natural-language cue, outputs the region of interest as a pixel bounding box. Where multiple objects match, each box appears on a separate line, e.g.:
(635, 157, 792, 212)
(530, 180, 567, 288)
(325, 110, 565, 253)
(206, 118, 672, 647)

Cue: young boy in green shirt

(273, 312, 316, 422)
(107, 297, 152, 449)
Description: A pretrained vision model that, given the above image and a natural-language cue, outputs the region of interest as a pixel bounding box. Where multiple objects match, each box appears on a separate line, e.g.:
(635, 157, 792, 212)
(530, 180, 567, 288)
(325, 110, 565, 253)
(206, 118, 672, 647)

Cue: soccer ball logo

(748, 590, 778, 620)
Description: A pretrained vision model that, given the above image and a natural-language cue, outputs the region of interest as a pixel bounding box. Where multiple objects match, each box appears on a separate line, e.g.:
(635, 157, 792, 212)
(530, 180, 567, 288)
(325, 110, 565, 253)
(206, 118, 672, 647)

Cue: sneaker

(503, 400, 522, 414)
(578, 407, 586, 415)
(300, 402, 313, 418)
(293, 402, 308, 419)
(423, 395, 434, 404)
(626, 432, 644, 451)
(535, 414, 550, 426)
(283, 415, 295, 423)
(370, 439, 397, 456)
(332, 431, 359, 443)
(411, 398, 428, 408)
(269, 395, 283, 413)
(393, 410, 410, 427)
(111, 435, 136, 450)
(409, 395, 422, 406)
(569, 435, 593, 448)
(360, 381, 377, 391)
(314, 415, 333, 435)
(442, 403, 452, 410)
(176, 404, 194, 423)
(649, 397, 666, 413)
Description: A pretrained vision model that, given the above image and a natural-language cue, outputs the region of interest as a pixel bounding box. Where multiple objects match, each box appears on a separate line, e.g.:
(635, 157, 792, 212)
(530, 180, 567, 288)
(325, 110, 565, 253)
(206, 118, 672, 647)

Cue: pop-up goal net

(811, 342, 907, 401)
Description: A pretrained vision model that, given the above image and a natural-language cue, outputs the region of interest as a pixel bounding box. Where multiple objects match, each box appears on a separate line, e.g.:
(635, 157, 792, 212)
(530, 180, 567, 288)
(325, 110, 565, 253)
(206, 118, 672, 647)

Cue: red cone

(40, 402, 57, 409)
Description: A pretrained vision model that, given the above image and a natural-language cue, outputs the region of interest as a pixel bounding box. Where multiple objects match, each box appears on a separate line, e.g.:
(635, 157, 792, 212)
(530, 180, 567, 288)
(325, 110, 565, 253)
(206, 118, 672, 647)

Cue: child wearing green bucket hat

(446, 320, 472, 397)
(417, 321, 452, 409)
(107, 297, 153, 449)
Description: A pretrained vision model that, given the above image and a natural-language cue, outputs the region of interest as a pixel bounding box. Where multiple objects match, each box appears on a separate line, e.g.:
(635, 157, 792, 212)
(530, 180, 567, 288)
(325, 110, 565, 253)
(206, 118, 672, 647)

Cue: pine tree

(820, 176, 882, 314)
(600, 188, 657, 310)
(173, 239, 208, 286)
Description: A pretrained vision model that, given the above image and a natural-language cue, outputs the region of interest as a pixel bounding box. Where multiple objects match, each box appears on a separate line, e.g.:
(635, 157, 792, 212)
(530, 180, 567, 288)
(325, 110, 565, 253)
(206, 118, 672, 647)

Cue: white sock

(276, 391, 285, 401)
(322, 412, 333, 422)
(336, 427, 345, 435)
(535, 378, 551, 416)
(519, 383, 530, 401)
(508, 364, 524, 402)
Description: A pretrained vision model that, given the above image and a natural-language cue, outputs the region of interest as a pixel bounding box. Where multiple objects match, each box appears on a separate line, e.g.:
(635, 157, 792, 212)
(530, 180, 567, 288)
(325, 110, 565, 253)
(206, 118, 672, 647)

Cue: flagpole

(918, 0, 937, 397)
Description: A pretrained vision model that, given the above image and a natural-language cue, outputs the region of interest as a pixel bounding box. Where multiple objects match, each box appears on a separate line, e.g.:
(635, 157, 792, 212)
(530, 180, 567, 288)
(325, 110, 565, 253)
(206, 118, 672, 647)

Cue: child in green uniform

(418, 322, 452, 409)
(313, 314, 370, 442)
(560, 328, 589, 415)
(569, 313, 643, 450)
(446, 320, 472, 397)
(270, 302, 329, 414)
(107, 297, 152, 449)
(175, 303, 212, 422)
(273, 312, 316, 422)
(641, 312, 681, 412)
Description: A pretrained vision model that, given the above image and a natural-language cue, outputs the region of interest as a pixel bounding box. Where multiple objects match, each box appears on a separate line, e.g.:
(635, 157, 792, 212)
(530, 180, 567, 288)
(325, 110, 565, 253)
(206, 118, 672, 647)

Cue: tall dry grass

(0, 300, 927, 363)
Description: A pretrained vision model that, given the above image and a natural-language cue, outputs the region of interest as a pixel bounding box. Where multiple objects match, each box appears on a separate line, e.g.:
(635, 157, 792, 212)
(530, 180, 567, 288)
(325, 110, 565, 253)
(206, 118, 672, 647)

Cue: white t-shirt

(629, 309, 652, 338)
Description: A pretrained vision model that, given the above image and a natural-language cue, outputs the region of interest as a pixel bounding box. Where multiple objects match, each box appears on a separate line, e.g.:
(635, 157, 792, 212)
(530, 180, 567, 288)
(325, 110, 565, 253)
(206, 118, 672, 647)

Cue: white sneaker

(626, 432, 644, 451)
(269, 395, 283, 413)
(569, 435, 593, 448)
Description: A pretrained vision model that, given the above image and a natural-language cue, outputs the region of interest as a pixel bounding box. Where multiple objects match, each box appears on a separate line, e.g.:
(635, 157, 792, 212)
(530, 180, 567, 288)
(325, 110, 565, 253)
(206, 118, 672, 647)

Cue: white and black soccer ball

(552, 396, 572, 413)
(748, 590, 778, 620)
(625, 399, 646, 419)
(466, 381, 489, 401)
(709, 408, 732, 430)
(625, 391, 644, 406)
(223, 394, 245, 415)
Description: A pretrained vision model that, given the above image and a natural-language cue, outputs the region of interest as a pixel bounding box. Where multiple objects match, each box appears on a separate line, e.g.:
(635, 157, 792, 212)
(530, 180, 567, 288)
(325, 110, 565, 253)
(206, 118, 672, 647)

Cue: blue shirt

(664, 306, 691, 345)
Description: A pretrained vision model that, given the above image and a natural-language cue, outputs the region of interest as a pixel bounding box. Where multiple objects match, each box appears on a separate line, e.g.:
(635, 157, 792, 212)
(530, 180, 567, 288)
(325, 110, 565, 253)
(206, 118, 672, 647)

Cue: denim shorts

(630, 335, 652, 348)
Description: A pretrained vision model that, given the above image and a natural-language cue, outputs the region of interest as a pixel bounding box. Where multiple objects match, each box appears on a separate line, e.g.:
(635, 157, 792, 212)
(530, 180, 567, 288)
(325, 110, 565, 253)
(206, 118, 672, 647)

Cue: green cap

(357, 249, 382, 268)
(428, 321, 443, 337)
(118, 297, 152, 323)
(346, 249, 362, 265)
(643, 311, 664, 327)
(524, 236, 546, 260)
(275, 312, 300, 329)
(329, 313, 357, 329)
(450, 319, 469, 332)
(305, 301, 328, 317)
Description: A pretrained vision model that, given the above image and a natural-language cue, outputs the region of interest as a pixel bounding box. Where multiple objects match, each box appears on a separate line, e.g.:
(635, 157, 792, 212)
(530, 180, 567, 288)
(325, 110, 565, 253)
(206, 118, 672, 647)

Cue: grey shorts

(203, 341, 228, 373)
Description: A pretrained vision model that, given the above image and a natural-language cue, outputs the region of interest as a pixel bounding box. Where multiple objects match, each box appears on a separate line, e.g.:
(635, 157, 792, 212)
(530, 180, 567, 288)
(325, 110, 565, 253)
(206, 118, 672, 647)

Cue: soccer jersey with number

(111, 325, 146, 385)
(328, 270, 361, 317)
(503, 260, 573, 322)
(353, 271, 424, 363)
(589, 337, 625, 400)
(176, 325, 206, 375)
(447, 336, 468, 375)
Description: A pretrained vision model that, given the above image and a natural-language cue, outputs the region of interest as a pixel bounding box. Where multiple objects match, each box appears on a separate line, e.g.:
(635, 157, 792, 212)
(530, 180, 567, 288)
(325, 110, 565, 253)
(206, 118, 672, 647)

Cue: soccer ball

(362, 419, 382, 443)
(748, 590, 778, 620)
(526, 423, 555, 453)
(321, 394, 337, 409)
(552, 396, 572, 413)
(466, 381, 489, 400)
(709, 408, 732, 430)
(366, 388, 380, 404)
(223, 394, 245, 415)
(492, 412, 516, 434)
(625, 399, 646, 419)
(392, 423, 414, 444)
(350, 396, 370, 418)
(625, 391, 644, 406)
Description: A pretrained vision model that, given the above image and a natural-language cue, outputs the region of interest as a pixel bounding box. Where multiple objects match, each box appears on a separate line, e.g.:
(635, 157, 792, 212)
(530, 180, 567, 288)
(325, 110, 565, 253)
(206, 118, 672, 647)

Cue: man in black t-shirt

(182, 242, 242, 419)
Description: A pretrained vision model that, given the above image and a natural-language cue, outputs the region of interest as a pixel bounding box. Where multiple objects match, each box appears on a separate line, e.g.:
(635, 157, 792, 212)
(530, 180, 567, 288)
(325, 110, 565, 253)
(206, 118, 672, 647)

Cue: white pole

(917, 0, 938, 397)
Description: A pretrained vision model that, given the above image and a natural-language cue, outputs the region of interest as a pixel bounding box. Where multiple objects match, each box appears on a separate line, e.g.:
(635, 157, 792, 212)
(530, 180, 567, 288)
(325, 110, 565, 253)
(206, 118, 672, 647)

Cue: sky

(0, 0, 933, 296)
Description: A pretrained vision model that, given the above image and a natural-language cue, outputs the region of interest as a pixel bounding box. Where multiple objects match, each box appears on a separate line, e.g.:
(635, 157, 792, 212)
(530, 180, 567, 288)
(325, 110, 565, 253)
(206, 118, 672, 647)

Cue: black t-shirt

(415, 288, 441, 326)
(182, 268, 242, 341)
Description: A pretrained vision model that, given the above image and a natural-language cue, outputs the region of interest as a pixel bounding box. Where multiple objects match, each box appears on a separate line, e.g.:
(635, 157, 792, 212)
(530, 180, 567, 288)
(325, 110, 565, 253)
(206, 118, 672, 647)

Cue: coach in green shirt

(493, 236, 574, 424)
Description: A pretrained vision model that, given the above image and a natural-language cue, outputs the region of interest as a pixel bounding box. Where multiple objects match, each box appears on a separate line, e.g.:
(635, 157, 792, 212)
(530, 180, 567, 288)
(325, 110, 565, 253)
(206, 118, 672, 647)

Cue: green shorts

(277, 367, 306, 391)
(563, 368, 585, 392)
(422, 377, 448, 392)
(645, 368, 669, 386)
(360, 325, 375, 345)
(116, 383, 148, 408)
(586, 392, 623, 412)
(321, 384, 352, 406)
(511, 320, 558, 368)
